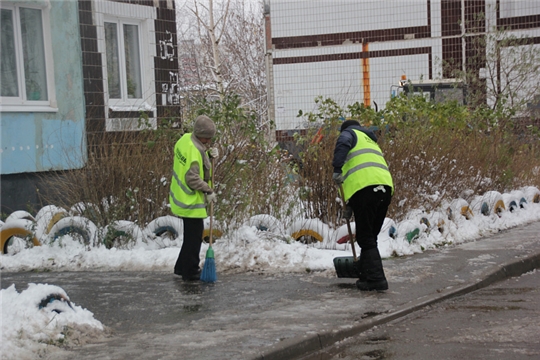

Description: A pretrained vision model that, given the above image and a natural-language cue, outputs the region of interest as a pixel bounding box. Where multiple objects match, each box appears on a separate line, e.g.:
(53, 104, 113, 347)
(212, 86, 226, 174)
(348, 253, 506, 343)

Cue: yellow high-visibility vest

(169, 133, 209, 218)
(342, 129, 393, 201)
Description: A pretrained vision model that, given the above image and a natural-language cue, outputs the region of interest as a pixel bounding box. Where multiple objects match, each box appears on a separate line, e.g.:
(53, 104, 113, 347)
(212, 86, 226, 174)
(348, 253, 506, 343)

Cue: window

(95, 0, 156, 131)
(0, 3, 56, 111)
(104, 19, 143, 103)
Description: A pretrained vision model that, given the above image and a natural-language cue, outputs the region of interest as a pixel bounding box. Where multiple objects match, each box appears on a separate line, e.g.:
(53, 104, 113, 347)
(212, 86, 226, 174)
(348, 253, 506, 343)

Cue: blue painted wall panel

(1, 115, 38, 173)
(41, 119, 86, 170)
(0, 0, 86, 175)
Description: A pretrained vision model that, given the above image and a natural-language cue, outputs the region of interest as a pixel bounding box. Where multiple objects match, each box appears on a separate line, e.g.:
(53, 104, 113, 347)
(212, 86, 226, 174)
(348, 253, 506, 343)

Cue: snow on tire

(447, 198, 473, 220)
(424, 211, 447, 234)
(0, 219, 41, 254)
(471, 191, 505, 216)
(245, 214, 285, 234)
(145, 216, 183, 248)
(34, 205, 69, 241)
(48, 216, 98, 246)
(5, 210, 35, 223)
(501, 193, 519, 213)
(288, 218, 331, 245)
(485, 191, 506, 216)
(510, 190, 528, 209)
(522, 186, 540, 204)
(396, 220, 421, 244)
(102, 221, 145, 249)
(380, 218, 398, 238)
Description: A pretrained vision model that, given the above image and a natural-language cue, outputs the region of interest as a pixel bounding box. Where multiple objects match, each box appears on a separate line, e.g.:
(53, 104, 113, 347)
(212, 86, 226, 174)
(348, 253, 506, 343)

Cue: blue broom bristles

(200, 246, 217, 283)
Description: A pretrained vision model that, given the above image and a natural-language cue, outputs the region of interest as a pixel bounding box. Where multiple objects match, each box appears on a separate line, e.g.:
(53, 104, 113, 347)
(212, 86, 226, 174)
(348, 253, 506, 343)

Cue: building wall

(1, 0, 85, 213)
(1, 0, 181, 214)
(1, 0, 86, 175)
(79, 0, 181, 142)
(266, 0, 540, 134)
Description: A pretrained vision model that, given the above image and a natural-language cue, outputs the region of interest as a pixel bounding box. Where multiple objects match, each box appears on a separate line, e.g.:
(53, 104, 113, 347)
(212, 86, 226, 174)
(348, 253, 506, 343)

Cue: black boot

(355, 253, 366, 282)
(356, 248, 388, 291)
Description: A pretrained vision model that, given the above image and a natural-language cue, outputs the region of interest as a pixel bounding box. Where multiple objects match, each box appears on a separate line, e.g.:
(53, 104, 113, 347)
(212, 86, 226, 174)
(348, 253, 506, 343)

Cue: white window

(104, 19, 143, 102)
(95, 0, 157, 131)
(0, 3, 56, 112)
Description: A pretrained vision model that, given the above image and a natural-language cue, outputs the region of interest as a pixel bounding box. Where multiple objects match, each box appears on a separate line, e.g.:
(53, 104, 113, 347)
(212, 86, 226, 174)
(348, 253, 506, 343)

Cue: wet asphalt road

(2, 271, 336, 335)
(2, 220, 540, 359)
(300, 269, 540, 360)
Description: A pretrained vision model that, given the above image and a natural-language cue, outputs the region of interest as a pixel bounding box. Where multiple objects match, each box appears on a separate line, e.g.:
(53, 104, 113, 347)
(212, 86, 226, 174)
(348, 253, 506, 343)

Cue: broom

(200, 158, 217, 283)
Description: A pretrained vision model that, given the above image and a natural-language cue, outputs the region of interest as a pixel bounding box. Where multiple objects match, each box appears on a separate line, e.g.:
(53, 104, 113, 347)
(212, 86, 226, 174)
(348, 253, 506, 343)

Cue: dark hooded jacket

(332, 124, 378, 173)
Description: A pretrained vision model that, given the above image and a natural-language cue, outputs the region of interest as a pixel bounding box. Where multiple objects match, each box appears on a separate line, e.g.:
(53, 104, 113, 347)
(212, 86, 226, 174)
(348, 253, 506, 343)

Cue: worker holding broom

(169, 115, 218, 281)
(332, 120, 393, 291)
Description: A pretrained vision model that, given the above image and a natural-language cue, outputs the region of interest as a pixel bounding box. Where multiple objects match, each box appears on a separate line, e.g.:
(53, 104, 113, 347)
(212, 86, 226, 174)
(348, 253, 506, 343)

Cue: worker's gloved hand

(208, 147, 219, 159)
(206, 192, 217, 204)
(332, 172, 344, 185)
(343, 205, 353, 220)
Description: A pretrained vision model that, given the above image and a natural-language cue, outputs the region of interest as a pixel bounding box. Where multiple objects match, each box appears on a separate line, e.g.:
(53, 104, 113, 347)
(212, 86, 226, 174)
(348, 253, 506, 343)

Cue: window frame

(95, 0, 157, 132)
(103, 16, 146, 107)
(0, 2, 57, 113)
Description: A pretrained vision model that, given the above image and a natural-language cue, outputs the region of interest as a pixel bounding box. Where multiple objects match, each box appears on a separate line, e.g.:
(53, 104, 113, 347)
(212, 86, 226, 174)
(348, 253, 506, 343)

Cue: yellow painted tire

(46, 212, 68, 234)
(34, 205, 69, 241)
(460, 205, 474, 220)
(493, 199, 506, 216)
(202, 229, 223, 243)
(0, 220, 41, 254)
(481, 191, 506, 216)
(448, 198, 473, 220)
(290, 229, 323, 243)
(288, 218, 329, 244)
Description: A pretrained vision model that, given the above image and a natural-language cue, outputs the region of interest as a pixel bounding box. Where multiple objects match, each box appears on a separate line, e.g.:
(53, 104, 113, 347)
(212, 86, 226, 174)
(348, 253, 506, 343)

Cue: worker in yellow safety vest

(170, 115, 218, 281)
(332, 119, 393, 291)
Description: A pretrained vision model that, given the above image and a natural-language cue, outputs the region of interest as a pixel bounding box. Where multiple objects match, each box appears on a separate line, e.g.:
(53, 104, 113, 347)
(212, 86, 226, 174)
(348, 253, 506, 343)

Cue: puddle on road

(183, 304, 202, 313)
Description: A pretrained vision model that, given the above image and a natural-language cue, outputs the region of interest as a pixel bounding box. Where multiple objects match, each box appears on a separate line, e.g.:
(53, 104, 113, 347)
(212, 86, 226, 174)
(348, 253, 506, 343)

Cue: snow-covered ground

(1, 186, 540, 359)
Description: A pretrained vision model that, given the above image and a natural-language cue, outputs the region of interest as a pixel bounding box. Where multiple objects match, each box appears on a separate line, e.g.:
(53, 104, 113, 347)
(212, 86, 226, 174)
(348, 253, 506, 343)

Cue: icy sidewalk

(2, 220, 540, 360)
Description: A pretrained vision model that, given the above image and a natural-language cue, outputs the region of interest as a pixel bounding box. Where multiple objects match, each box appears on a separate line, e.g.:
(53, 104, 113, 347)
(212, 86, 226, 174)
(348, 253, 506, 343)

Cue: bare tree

(176, 0, 267, 125)
(455, 29, 540, 116)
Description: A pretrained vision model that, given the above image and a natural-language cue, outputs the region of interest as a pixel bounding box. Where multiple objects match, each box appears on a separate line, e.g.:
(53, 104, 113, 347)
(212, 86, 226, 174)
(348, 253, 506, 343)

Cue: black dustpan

(333, 185, 361, 278)
(334, 255, 361, 278)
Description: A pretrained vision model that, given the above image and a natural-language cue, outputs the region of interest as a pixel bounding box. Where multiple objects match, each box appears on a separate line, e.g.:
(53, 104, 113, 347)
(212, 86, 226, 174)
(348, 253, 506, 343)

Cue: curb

(254, 251, 540, 360)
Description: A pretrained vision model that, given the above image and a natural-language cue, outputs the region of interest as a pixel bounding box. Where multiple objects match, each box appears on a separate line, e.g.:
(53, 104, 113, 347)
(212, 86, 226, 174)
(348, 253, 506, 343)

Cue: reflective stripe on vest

(169, 133, 208, 218)
(341, 129, 393, 201)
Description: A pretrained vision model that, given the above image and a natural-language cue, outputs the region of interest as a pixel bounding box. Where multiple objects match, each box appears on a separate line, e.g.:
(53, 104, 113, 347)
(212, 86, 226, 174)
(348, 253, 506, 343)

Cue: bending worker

(332, 119, 393, 291)
(169, 115, 218, 281)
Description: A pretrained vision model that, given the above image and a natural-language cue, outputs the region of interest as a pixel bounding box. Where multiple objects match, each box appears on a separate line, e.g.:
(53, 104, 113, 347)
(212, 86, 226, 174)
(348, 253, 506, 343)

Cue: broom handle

(339, 184, 357, 261)
(209, 157, 215, 247)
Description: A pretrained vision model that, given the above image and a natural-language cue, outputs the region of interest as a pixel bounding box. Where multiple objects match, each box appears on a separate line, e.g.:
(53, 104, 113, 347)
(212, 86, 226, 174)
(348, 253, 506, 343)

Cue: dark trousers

(348, 185, 392, 282)
(174, 217, 203, 276)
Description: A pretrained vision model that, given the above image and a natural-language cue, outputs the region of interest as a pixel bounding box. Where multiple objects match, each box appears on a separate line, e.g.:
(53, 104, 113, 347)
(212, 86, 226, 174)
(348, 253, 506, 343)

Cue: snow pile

(1, 283, 104, 359)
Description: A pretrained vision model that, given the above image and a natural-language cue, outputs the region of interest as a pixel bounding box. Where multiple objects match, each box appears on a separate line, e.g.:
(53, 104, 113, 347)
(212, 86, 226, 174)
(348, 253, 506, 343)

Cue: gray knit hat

(193, 115, 216, 139)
